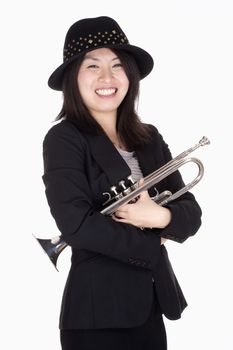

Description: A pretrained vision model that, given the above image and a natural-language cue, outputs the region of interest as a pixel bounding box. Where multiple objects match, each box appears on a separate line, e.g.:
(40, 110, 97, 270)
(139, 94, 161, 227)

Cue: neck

(92, 111, 117, 133)
(90, 111, 127, 150)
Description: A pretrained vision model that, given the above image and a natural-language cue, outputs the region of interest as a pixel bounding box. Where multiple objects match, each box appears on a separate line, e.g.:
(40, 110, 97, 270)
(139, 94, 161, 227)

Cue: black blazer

(42, 119, 202, 330)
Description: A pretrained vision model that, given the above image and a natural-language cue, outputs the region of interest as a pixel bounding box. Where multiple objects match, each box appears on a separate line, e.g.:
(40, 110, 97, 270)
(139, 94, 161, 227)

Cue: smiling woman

(42, 15, 202, 350)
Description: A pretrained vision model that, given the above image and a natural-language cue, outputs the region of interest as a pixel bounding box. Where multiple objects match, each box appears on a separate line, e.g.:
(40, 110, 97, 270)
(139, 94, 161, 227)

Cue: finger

(114, 210, 128, 219)
(115, 202, 130, 210)
(138, 190, 148, 200)
(113, 209, 127, 217)
(136, 178, 150, 201)
(112, 215, 129, 224)
(138, 178, 144, 185)
(115, 204, 131, 213)
(137, 178, 144, 188)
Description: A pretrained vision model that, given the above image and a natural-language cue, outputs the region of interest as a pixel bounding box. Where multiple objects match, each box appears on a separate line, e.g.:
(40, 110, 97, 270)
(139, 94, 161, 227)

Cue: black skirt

(60, 294, 167, 350)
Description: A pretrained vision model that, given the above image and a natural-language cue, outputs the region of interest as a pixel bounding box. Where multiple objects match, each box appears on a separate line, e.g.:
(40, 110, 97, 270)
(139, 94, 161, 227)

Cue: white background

(1, 1, 232, 349)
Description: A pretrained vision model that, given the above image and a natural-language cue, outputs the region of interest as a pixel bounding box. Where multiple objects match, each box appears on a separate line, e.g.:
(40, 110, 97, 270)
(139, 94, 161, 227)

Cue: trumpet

(34, 136, 210, 270)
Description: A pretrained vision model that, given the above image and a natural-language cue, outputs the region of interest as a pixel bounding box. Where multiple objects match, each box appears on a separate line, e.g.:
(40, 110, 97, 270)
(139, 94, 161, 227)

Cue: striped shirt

(116, 147, 143, 181)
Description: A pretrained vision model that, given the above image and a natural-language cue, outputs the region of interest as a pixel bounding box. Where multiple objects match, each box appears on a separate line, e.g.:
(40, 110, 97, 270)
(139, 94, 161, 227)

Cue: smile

(95, 88, 117, 96)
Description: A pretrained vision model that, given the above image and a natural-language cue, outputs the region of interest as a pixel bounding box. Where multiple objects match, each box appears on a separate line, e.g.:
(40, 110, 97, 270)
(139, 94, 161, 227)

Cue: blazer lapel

(81, 124, 162, 197)
(135, 142, 158, 177)
(84, 131, 132, 186)
(85, 131, 159, 184)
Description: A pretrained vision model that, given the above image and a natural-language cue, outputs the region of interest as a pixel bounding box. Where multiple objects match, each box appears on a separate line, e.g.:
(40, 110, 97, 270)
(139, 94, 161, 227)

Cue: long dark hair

(56, 49, 153, 150)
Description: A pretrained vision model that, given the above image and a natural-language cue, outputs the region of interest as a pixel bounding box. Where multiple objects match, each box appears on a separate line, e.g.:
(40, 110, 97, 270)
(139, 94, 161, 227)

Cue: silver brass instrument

(34, 136, 210, 270)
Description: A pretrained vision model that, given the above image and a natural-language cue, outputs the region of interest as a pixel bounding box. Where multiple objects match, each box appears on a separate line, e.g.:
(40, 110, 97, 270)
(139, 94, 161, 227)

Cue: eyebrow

(83, 56, 119, 61)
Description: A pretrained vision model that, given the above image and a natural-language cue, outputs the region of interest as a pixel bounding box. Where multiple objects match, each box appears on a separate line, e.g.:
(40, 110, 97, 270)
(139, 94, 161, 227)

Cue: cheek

(121, 74, 129, 93)
(77, 74, 84, 96)
(121, 79, 130, 99)
(77, 70, 92, 88)
(122, 76, 129, 87)
(77, 74, 92, 100)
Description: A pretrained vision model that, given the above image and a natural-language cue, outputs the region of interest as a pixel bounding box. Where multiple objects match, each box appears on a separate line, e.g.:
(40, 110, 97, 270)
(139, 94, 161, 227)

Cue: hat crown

(63, 16, 129, 62)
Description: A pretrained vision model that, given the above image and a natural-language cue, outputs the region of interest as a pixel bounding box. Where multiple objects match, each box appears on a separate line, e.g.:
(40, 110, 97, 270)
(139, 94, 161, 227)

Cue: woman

(43, 16, 202, 350)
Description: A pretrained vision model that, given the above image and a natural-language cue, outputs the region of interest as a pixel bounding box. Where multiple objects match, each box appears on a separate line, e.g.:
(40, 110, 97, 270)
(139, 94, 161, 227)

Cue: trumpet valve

(119, 180, 127, 190)
(121, 182, 132, 196)
(127, 175, 136, 185)
(110, 185, 124, 200)
(126, 176, 138, 191)
(110, 185, 118, 196)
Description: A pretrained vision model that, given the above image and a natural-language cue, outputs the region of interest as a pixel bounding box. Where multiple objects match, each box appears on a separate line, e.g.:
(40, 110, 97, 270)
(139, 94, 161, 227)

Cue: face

(77, 48, 129, 120)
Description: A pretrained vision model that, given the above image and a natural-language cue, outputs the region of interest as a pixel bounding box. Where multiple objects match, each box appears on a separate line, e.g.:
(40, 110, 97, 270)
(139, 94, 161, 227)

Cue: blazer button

(152, 277, 155, 283)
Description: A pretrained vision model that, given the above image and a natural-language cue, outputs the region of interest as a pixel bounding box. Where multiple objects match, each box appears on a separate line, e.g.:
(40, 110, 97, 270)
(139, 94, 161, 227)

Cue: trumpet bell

(33, 234, 66, 271)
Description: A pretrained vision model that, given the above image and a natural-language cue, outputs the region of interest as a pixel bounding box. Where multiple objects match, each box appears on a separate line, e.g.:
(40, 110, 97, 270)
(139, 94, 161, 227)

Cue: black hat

(48, 16, 154, 90)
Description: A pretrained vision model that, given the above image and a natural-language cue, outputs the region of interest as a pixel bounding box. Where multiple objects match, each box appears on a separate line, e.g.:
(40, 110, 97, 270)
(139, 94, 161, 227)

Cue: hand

(112, 179, 172, 229)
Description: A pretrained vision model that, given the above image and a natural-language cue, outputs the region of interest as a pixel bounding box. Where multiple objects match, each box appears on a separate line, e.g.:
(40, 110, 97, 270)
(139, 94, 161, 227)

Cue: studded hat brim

(48, 44, 154, 91)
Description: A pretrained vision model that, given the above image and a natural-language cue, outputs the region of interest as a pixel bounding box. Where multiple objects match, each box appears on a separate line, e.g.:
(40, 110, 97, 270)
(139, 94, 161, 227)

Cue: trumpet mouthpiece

(199, 136, 210, 146)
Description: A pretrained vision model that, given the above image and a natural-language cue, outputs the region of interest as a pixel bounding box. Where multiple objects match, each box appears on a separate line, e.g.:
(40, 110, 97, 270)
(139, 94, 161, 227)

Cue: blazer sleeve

(151, 129, 202, 243)
(42, 122, 161, 270)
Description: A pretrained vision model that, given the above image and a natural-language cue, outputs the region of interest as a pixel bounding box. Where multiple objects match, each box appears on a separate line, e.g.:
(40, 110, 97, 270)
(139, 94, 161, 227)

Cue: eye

(87, 64, 99, 69)
(113, 63, 123, 69)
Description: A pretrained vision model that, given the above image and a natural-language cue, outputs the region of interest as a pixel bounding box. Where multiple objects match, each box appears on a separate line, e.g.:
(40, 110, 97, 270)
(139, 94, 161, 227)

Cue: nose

(98, 66, 113, 83)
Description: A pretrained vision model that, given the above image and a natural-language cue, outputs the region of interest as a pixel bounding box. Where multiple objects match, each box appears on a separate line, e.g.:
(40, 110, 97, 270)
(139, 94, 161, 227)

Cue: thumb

(138, 178, 144, 187)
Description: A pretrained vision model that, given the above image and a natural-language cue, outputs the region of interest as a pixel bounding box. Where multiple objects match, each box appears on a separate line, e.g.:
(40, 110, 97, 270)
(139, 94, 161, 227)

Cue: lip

(95, 87, 118, 97)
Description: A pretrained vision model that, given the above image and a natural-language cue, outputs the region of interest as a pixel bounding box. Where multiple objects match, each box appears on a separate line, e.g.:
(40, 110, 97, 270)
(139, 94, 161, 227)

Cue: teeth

(95, 88, 116, 96)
